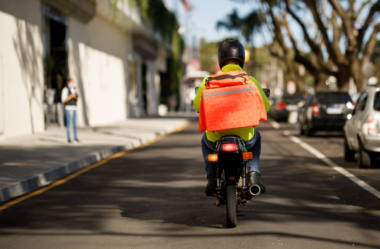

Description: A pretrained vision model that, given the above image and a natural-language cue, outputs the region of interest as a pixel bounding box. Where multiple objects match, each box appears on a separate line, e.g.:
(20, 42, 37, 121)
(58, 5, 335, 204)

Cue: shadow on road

(0, 123, 379, 248)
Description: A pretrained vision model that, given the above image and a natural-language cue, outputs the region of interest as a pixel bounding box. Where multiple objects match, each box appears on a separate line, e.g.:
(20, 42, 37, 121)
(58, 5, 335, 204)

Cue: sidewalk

(0, 117, 194, 203)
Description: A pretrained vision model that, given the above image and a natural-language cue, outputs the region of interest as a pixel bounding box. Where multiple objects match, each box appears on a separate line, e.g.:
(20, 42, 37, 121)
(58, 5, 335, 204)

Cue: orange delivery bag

(199, 71, 267, 132)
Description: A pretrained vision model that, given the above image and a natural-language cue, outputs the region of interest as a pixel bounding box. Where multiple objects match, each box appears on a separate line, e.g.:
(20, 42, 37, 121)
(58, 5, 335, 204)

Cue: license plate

(326, 107, 342, 114)
(286, 105, 298, 111)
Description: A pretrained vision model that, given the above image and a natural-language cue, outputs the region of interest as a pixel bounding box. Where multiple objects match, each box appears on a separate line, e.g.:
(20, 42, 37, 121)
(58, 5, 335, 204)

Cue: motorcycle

(197, 87, 270, 228)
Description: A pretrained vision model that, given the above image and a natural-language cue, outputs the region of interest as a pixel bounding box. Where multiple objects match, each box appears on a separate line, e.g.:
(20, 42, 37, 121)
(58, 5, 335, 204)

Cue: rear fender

(223, 167, 240, 183)
(217, 136, 244, 184)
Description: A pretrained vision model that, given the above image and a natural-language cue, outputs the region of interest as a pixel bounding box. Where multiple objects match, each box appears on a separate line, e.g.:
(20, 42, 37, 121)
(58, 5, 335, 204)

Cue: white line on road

(271, 121, 280, 129)
(284, 131, 380, 200)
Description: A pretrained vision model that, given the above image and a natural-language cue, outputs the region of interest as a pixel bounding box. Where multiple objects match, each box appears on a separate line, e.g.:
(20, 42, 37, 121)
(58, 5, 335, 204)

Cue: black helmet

(218, 39, 245, 69)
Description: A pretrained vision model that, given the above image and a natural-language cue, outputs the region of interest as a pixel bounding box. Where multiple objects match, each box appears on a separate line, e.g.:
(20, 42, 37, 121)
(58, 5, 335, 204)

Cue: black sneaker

(205, 173, 217, 196)
(247, 171, 266, 193)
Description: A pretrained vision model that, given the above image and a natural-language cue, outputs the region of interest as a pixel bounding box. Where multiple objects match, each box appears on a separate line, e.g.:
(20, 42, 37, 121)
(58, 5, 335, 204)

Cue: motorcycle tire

(226, 184, 237, 228)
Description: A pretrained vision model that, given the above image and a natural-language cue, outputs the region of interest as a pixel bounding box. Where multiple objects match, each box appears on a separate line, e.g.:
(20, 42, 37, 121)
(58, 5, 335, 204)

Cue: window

(356, 92, 368, 112)
(316, 92, 352, 104)
(282, 95, 305, 104)
(374, 91, 380, 111)
(306, 94, 313, 105)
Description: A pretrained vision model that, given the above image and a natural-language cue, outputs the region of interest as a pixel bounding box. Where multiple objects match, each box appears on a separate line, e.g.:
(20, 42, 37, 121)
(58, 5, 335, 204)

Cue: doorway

(48, 18, 68, 99)
(42, 4, 68, 126)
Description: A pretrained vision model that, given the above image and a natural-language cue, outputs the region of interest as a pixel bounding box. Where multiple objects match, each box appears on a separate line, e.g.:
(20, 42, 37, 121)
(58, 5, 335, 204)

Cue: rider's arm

(193, 77, 208, 112)
(250, 76, 271, 113)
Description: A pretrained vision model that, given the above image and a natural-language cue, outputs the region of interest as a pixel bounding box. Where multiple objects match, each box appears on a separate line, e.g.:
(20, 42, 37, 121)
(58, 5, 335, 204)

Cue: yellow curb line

(0, 121, 192, 212)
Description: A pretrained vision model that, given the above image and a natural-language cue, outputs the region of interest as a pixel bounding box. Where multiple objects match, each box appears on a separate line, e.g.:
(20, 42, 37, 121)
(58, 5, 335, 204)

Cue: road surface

(0, 121, 379, 248)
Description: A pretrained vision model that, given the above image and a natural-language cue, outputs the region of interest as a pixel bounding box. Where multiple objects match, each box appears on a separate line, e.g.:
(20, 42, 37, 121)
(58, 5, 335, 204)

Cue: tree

(260, 1, 307, 92)
(233, 0, 380, 91)
(217, 6, 306, 92)
(112, 0, 185, 103)
(216, 9, 263, 73)
(216, 9, 263, 43)
(199, 38, 219, 73)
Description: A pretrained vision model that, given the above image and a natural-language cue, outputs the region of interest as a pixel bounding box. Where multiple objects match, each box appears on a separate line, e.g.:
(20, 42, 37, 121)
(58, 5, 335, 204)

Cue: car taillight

(222, 143, 237, 151)
(312, 104, 320, 114)
(275, 102, 287, 109)
(368, 120, 377, 133)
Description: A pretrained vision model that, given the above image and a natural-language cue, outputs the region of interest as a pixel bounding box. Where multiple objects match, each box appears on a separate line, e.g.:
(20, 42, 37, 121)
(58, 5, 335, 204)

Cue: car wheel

(299, 122, 305, 135)
(358, 140, 371, 168)
(370, 152, 380, 167)
(344, 135, 355, 161)
(305, 122, 314, 137)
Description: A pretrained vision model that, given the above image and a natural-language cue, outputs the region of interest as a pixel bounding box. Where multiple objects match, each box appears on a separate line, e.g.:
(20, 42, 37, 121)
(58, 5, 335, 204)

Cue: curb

(0, 121, 191, 203)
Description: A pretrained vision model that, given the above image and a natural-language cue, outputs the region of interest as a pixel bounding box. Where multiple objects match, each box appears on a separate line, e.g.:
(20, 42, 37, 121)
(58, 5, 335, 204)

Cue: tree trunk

(336, 70, 350, 91)
(315, 73, 328, 90)
(295, 78, 304, 93)
(350, 60, 364, 92)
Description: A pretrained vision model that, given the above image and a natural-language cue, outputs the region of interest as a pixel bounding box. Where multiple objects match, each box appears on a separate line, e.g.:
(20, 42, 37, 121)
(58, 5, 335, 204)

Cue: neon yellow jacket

(194, 64, 271, 142)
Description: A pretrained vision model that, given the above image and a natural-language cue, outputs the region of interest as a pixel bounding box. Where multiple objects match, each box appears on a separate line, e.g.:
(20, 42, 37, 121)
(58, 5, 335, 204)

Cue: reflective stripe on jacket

(194, 64, 271, 142)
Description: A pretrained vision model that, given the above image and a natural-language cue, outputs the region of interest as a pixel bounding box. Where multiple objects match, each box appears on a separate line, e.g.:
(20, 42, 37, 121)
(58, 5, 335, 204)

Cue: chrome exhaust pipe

(246, 184, 261, 199)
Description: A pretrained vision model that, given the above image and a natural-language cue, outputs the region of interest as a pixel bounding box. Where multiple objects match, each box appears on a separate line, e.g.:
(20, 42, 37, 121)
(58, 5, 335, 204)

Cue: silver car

(344, 85, 380, 168)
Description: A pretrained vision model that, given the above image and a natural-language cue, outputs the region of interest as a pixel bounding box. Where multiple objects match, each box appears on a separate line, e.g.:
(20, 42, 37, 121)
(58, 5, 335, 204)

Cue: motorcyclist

(193, 39, 271, 196)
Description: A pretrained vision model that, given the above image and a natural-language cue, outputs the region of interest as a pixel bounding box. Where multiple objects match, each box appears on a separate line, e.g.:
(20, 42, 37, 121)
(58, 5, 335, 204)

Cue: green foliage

(216, 8, 262, 44)
(44, 55, 67, 89)
(133, 0, 185, 100)
(253, 46, 271, 68)
(199, 38, 219, 73)
(199, 38, 272, 76)
(112, 0, 183, 48)
(136, 0, 177, 43)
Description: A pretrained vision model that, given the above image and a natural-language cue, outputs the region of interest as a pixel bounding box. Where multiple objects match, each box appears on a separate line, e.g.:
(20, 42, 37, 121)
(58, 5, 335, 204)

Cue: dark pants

(201, 131, 261, 175)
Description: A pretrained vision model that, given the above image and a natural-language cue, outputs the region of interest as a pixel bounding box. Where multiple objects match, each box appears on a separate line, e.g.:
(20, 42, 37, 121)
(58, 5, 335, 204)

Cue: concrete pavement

(0, 117, 193, 203)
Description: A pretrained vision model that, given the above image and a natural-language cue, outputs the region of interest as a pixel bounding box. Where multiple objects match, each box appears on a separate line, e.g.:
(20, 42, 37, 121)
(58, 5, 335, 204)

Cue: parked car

(344, 85, 380, 168)
(299, 91, 354, 136)
(268, 95, 305, 121)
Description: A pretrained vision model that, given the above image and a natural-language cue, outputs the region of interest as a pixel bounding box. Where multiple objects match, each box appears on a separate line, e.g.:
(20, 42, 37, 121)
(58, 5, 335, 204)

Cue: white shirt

(61, 87, 77, 110)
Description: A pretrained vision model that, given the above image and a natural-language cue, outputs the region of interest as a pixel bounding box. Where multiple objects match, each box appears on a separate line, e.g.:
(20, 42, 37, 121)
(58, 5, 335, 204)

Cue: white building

(0, 0, 173, 140)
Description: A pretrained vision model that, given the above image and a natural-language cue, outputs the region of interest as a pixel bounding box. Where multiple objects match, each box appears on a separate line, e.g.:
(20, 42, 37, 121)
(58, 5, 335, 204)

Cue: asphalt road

(0, 121, 379, 249)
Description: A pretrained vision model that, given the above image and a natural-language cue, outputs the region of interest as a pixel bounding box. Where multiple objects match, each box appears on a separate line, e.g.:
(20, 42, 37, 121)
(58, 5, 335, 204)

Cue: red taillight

(222, 143, 237, 151)
(368, 120, 377, 132)
(312, 104, 320, 114)
(275, 102, 287, 109)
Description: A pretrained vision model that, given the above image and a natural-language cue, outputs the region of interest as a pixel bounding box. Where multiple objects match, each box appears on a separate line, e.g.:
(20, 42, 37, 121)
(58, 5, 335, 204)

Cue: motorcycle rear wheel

(226, 184, 237, 228)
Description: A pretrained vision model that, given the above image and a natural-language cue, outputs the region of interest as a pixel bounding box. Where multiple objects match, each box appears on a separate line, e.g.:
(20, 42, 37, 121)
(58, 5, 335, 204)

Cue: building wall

(0, 0, 162, 139)
(67, 15, 132, 127)
(0, 0, 44, 139)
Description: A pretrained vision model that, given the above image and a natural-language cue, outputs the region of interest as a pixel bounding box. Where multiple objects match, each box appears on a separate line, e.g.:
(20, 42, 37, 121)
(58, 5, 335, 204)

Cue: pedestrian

(61, 79, 79, 144)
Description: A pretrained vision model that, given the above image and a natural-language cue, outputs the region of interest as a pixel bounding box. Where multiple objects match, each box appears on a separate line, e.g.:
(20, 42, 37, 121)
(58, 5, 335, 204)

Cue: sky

(186, 0, 380, 54)
(187, 0, 267, 47)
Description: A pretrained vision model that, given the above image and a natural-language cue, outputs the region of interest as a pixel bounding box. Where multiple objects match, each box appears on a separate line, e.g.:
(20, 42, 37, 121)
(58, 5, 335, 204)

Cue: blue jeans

(201, 131, 261, 175)
(65, 109, 78, 141)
